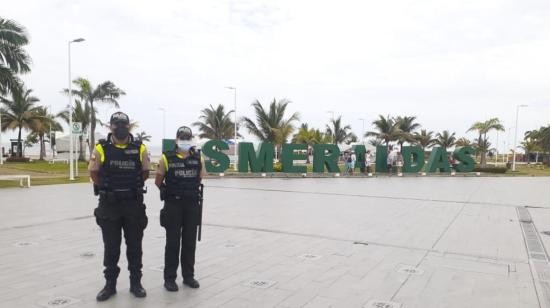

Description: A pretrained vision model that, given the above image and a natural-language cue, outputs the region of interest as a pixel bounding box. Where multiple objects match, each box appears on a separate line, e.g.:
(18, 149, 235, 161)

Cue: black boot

(130, 278, 147, 298)
(96, 280, 116, 302)
(164, 280, 179, 292)
(183, 277, 200, 289)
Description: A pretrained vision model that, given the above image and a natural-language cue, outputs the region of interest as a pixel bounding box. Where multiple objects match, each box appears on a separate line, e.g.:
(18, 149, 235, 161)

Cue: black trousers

(94, 195, 148, 282)
(160, 198, 199, 282)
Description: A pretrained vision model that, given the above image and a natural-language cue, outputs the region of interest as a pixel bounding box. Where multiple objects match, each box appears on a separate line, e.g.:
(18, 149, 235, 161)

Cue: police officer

(155, 126, 206, 292)
(89, 112, 150, 301)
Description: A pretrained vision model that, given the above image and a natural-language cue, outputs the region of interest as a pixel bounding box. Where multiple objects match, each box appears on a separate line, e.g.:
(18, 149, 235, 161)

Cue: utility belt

(96, 187, 145, 202)
(166, 190, 199, 201)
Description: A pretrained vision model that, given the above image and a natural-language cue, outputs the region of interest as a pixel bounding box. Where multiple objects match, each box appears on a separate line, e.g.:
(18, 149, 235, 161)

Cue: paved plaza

(1, 177, 550, 308)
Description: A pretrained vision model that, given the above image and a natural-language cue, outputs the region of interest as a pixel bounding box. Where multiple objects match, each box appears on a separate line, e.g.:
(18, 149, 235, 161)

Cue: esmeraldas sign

(199, 141, 476, 173)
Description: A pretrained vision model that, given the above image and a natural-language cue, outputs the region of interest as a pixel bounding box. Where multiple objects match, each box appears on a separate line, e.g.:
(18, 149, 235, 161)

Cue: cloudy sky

(3, 0, 550, 154)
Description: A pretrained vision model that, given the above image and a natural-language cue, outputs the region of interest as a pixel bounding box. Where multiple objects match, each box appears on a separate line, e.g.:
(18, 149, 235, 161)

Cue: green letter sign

(202, 140, 230, 173)
(238, 142, 274, 172)
(312, 144, 340, 173)
(426, 147, 451, 173)
(402, 146, 425, 173)
(281, 143, 308, 173)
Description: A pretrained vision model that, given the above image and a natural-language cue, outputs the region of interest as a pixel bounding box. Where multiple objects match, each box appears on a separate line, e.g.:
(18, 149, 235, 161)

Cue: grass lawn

(0, 160, 90, 188)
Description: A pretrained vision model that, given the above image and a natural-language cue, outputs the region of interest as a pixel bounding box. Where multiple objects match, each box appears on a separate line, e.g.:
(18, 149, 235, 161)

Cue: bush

(6, 157, 30, 163)
(273, 162, 283, 172)
(474, 166, 507, 174)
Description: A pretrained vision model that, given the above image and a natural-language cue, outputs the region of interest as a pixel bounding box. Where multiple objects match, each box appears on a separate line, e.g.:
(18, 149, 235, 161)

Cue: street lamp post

(326, 111, 334, 143)
(68, 38, 85, 180)
(158, 107, 166, 140)
(225, 87, 237, 170)
(512, 104, 528, 172)
(358, 118, 365, 144)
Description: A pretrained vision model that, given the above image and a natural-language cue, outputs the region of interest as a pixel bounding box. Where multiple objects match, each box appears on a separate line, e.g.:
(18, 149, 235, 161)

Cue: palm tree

(467, 118, 505, 167)
(0, 18, 31, 94)
(455, 137, 472, 147)
(242, 98, 300, 145)
(291, 124, 329, 163)
(29, 106, 63, 160)
(192, 104, 236, 140)
(413, 129, 435, 150)
(135, 131, 151, 142)
(435, 130, 456, 149)
(0, 88, 39, 157)
(365, 115, 402, 146)
(57, 100, 93, 160)
(325, 116, 354, 145)
(395, 116, 421, 148)
(64, 77, 125, 154)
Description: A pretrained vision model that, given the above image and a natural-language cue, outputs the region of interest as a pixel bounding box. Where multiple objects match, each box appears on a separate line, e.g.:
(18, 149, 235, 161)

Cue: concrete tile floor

(0, 177, 549, 307)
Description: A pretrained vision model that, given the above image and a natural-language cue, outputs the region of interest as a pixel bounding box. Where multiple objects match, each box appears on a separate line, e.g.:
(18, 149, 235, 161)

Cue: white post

(358, 118, 365, 144)
(233, 88, 238, 171)
(68, 41, 74, 180)
(495, 131, 498, 166)
(75, 134, 79, 177)
(67, 38, 84, 180)
(512, 105, 527, 172)
(226, 87, 238, 170)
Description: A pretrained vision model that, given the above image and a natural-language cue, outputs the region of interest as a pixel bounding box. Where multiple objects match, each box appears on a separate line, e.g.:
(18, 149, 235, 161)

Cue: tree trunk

(89, 101, 96, 156)
(17, 125, 22, 157)
(39, 133, 46, 160)
(78, 135, 85, 161)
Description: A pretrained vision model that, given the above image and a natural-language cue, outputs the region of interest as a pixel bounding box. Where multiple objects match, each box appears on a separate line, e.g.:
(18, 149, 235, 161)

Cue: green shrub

(473, 166, 507, 173)
(6, 157, 30, 163)
(273, 162, 283, 172)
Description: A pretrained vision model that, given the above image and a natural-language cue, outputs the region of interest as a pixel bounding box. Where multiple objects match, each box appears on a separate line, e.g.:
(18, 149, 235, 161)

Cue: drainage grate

(149, 265, 164, 272)
(396, 265, 424, 275)
(298, 254, 322, 261)
(244, 279, 277, 289)
(13, 241, 38, 247)
(39, 296, 80, 308)
(364, 300, 402, 308)
(80, 251, 95, 258)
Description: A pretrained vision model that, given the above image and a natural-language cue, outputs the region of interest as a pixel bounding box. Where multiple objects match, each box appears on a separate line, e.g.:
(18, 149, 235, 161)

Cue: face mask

(177, 140, 194, 151)
(113, 125, 129, 140)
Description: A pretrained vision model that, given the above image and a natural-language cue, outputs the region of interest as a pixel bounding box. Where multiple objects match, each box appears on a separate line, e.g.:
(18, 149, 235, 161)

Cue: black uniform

(93, 136, 148, 283)
(160, 149, 202, 282)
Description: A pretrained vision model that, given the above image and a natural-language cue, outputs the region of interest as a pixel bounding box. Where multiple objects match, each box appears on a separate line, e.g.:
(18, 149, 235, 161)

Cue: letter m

(238, 142, 274, 172)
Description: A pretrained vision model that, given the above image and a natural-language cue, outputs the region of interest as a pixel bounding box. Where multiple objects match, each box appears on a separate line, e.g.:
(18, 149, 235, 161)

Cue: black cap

(110, 112, 129, 125)
(176, 126, 193, 140)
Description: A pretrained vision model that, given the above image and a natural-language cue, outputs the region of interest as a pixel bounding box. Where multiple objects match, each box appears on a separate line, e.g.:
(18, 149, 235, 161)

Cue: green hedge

(474, 166, 507, 173)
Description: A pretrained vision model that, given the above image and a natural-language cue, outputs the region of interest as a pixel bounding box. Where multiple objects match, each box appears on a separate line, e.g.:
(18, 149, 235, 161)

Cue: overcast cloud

(3, 0, 550, 153)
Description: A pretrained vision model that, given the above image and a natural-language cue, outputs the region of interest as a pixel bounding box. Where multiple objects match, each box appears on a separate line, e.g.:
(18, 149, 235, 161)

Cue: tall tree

(365, 115, 402, 146)
(0, 87, 38, 157)
(0, 18, 31, 94)
(435, 130, 456, 148)
(455, 137, 472, 147)
(325, 116, 354, 145)
(242, 98, 300, 145)
(395, 116, 421, 148)
(57, 100, 93, 161)
(413, 129, 435, 150)
(291, 125, 326, 163)
(192, 104, 236, 140)
(64, 77, 125, 154)
(467, 118, 505, 167)
(29, 106, 63, 160)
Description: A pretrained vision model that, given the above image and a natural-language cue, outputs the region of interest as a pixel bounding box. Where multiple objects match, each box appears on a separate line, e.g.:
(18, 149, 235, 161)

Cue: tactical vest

(164, 149, 201, 198)
(98, 135, 143, 192)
